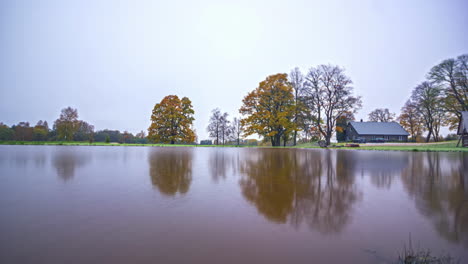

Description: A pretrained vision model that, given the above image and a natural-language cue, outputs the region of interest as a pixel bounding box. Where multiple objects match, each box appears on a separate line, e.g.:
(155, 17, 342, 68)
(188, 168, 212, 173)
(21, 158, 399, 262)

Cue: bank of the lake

(1, 140, 467, 152)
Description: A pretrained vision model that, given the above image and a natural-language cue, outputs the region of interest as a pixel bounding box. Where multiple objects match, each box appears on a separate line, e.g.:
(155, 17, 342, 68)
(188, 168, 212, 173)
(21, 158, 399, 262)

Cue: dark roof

(458, 111, 468, 135)
(349, 121, 409, 136)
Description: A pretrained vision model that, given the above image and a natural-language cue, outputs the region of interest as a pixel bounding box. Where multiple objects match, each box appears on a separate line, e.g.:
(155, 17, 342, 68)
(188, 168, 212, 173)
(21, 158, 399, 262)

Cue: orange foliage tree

(398, 99, 425, 141)
(148, 95, 195, 144)
(239, 73, 297, 146)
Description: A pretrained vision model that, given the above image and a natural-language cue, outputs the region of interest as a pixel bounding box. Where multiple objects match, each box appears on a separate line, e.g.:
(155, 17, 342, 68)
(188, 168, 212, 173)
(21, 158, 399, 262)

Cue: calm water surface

(0, 145, 467, 263)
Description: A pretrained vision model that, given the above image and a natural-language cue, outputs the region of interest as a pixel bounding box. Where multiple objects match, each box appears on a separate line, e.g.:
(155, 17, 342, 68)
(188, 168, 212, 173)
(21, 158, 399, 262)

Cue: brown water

(0, 145, 467, 264)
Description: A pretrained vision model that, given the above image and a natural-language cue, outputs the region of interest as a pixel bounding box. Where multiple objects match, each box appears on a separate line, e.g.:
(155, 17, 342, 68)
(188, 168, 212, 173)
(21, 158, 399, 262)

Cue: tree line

(2, 54, 466, 145)
(0, 107, 148, 144)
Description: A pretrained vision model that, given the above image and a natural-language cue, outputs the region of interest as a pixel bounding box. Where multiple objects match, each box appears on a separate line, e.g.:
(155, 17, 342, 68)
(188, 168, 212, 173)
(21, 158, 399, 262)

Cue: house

(345, 121, 409, 142)
(457, 111, 468, 147)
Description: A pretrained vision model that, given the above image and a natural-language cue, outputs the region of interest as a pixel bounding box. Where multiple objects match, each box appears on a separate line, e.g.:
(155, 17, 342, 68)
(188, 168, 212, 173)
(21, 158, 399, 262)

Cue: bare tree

(304, 65, 362, 145)
(428, 54, 468, 129)
(368, 108, 396, 122)
(289, 67, 307, 146)
(207, 108, 229, 145)
(230, 117, 244, 145)
(411, 82, 445, 142)
(219, 112, 230, 145)
(429, 54, 468, 111)
(207, 108, 222, 145)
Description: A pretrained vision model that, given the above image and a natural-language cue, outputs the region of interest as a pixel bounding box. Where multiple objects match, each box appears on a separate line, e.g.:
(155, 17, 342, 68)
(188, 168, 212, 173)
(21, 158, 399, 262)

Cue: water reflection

(343, 152, 409, 189)
(52, 148, 91, 181)
(148, 147, 193, 196)
(239, 149, 361, 234)
(209, 149, 231, 183)
(401, 152, 468, 246)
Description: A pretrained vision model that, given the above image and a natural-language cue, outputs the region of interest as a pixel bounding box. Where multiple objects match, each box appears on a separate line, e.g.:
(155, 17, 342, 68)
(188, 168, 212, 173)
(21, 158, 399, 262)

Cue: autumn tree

(33, 120, 49, 141)
(54, 107, 80, 141)
(148, 95, 195, 144)
(428, 54, 468, 129)
(122, 131, 131, 143)
(239, 73, 296, 146)
(336, 112, 354, 142)
(304, 65, 362, 145)
(398, 100, 424, 141)
(411, 82, 445, 142)
(368, 108, 395, 122)
(13, 122, 33, 141)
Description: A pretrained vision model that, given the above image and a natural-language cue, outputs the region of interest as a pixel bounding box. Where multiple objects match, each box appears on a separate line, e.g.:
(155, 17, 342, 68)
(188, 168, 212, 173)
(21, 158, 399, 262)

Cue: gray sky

(1, 0, 467, 140)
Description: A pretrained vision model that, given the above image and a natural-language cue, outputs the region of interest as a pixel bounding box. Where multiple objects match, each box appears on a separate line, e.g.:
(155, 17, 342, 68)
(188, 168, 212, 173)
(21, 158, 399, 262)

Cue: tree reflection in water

(401, 152, 468, 247)
(52, 148, 91, 181)
(148, 147, 193, 196)
(239, 149, 361, 234)
(339, 151, 409, 189)
(209, 148, 232, 183)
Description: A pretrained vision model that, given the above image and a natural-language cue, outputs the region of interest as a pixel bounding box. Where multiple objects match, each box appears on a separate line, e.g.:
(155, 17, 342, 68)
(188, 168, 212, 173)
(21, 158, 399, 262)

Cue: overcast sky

(1, 0, 467, 140)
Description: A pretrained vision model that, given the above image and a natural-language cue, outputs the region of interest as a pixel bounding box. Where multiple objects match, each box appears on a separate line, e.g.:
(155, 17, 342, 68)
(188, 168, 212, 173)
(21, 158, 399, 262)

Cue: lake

(0, 145, 467, 263)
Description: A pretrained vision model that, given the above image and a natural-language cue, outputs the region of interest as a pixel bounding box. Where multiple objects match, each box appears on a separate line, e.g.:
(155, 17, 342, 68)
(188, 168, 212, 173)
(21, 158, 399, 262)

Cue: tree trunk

(170, 140, 175, 144)
(325, 134, 331, 146)
(271, 135, 281, 146)
(293, 130, 297, 146)
(425, 130, 432, 143)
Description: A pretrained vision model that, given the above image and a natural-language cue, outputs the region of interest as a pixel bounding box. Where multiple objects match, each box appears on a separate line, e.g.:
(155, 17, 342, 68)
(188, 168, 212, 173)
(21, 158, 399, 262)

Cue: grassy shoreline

(1, 140, 467, 152)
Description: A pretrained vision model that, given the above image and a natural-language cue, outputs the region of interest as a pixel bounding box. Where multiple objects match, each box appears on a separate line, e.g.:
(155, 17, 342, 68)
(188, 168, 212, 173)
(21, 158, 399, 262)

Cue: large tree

(398, 100, 424, 141)
(148, 95, 195, 144)
(239, 73, 296, 146)
(368, 108, 395, 122)
(304, 65, 362, 145)
(428, 54, 468, 129)
(411, 82, 445, 142)
(54, 107, 80, 141)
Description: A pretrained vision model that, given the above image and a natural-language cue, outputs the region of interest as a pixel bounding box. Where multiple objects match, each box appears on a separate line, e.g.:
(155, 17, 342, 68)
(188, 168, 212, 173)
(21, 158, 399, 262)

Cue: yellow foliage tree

(239, 73, 297, 146)
(148, 95, 195, 144)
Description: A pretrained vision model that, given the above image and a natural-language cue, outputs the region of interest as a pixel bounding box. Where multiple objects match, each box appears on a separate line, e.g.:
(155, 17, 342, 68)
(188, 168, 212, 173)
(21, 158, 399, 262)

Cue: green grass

(1, 140, 466, 152)
(357, 141, 467, 152)
(294, 141, 468, 152)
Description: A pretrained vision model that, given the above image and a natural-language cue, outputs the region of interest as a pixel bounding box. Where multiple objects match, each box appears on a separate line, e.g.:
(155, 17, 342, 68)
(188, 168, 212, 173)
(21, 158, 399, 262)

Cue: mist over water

(0, 146, 467, 263)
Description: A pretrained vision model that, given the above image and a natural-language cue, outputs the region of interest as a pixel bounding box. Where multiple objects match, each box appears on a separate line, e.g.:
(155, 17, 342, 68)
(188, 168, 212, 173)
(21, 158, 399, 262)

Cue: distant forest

(0, 107, 147, 144)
